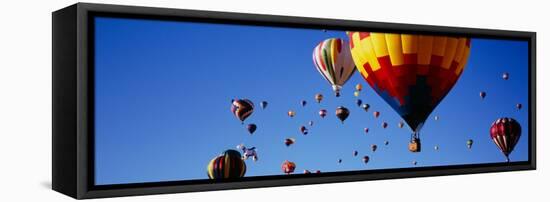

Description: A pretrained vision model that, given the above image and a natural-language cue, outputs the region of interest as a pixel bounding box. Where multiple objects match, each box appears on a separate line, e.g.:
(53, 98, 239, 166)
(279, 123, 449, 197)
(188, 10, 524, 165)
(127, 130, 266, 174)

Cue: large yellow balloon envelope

(347, 32, 471, 133)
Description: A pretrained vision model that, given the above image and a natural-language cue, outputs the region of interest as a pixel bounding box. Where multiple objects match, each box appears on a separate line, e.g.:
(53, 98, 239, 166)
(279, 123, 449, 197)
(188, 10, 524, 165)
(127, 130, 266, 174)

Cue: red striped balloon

(490, 118, 521, 162)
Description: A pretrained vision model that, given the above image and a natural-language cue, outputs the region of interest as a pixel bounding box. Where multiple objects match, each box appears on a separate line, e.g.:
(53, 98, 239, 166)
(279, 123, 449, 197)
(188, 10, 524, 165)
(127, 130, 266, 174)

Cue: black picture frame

(52, 2, 536, 199)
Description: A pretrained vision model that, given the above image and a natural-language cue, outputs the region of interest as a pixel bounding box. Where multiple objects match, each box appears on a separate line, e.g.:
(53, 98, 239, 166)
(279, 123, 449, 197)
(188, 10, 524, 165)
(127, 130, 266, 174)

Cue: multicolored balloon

(516, 103, 522, 110)
(354, 91, 360, 97)
(335, 106, 350, 123)
(384, 140, 389, 145)
(313, 38, 356, 97)
(361, 104, 370, 112)
(247, 124, 257, 134)
(356, 83, 363, 91)
(382, 122, 388, 129)
(363, 156, 370, 164)
(231, 99, 254, 123)
(315, 93, 324, 103)
(300, 126, 308, 135)
(207, 150, 246, 179)
(490, 118, 521, 162)
(373, 111, 380, 118)
(319, 109, 327, 118)
(480, 91, 486, 99)
(284, 138, 296, 147)
(288, 110, 296, 118)
(348, 32, 471, 145)
(371, 144, 378, 152)
(364, 127, 369, 134)
(467, 139, 473, 149)
(282, 160, 296, 174)
(398, 121, 404, 128)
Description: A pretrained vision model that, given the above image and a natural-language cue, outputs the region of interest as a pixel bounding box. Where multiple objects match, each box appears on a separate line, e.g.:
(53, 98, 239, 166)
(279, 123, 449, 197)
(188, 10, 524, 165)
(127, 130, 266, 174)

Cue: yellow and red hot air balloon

(347, 32, 471, 151)
(207, 150, 247, 179)
(313, 38, 356, 97)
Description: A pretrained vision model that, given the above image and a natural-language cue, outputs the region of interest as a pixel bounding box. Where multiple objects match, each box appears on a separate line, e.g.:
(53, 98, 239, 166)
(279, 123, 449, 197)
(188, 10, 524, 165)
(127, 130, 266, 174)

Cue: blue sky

(94, 16, 529, 185)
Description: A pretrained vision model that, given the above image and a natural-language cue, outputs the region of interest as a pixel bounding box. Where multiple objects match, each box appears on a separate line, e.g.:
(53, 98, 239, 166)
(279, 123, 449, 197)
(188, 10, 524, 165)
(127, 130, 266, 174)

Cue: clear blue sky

(94, 16, 529, 185)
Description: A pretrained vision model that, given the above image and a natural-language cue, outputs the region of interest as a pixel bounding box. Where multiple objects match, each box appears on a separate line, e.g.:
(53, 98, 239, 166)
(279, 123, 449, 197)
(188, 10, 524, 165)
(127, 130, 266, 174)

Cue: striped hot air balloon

(207, 150, 247, 179)
(490, 118, 522, 162)
(347, 32, 471, 146)
(231, 99, 254, 123)
(313, 38, 356, 97)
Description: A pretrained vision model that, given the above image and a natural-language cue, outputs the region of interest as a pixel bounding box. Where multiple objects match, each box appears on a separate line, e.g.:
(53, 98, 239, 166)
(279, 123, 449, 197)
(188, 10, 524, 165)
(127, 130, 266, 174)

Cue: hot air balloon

(490, 118, 521, 162)
(467, 139, 473, 149)
(434, 145, 439, 151)
(303, 170, 311, 174)
(434, 116, 439, 121)
(364, 128, 369, 134)
(371, 144, 378, 152)
(412, 161, 418, 166)
(300, 126, 308, 135)
(354, 91, 360, 97)
(315, 170, 321, 174)
(363, 156, 370, 164)
(373, 111, 380, 118)
(288, 110, 296, 118)
(313, 38, 356, 97)
(480, 91, 486, 99)
(382, 122, 388, 129)
(207, 150, 246, 179)
(361, 104, 370, 112)
(398, 121, 404, 128)
(335, 106, 350, 123)
(301, 100, 307, 107)
(356, 83, 363, 91)
(356, 99, 363, 107)
(231, 99, 254, 123)
(384, 140, 389, 145)
(502, 72, 509, 80)
(260, 101, 268, 109)
(284, 138, 295, 147)
(315, 93, 324, 103)
(309, 121, 314, 126)
(516, 103, 522, 110)
(237, 144, 259, 162)
(348, 32, 471, 152)
(338, 159, 342, 164)
(282, 160, 296, 174)
(247, 124, 257, 134)
(353, 150, 358, 156)
(319, 109, 327, 118)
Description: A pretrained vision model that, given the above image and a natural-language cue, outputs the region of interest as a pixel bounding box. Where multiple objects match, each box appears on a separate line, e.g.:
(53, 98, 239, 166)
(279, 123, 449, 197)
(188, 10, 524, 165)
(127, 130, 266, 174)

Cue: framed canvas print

(52, 3, 536, 199)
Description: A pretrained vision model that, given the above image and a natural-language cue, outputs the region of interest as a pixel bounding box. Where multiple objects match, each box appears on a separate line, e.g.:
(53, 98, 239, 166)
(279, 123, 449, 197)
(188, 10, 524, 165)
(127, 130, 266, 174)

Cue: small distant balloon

(335, 106, 350, 123)
(363, 156, 370, 164)
(319, 109, 327, 118)
(247, 124, 257, 134)
(303, 170, 311, 174)
(364, 128, 369, 134)
(467, 139, 474, 149)
(384, 140, 389, 146)
(308, 121, 314, 126)
(382, 122, 388, 129)
(373, 111, 380, 118)
(356, 99, 363, 107)
(301, 100, 307, 107)
(315, 93, 323, 103)
(516, 103, 522, 110)
(237, 144, 258, 162)
(361, 104, 370, 112)
(398, 121, 404, 128)
(356, 83, 363, 91)
(353, 150, 358, 157)
(284, 138, 295, 147)
(354, 91, 360, 97)
(434, 145, 439, 151)
(480, 91, 486, 99)
(315, 170, 321, 174)
(300, 126, 308, 135)
(260, 101, 268, 109)
(288, 110, 296, 118)
(338, 159, 342, 164)
(502, 72, 509, 80)
(412, 161, 418, 166)
(434, 116, 439, 121)
(371, 144, 377, 152)
(282, 160, 296, 174)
